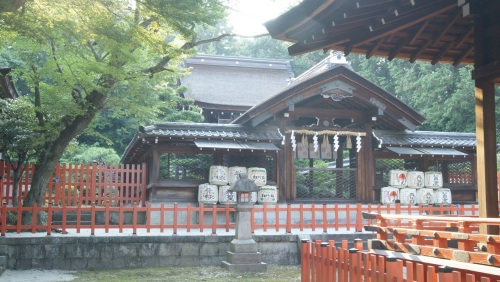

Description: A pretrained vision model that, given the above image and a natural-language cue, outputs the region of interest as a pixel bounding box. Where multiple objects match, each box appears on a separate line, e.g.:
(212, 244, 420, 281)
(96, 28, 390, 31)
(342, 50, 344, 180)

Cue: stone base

(221, 261, 267, 273)
(225, 251, 262, 264)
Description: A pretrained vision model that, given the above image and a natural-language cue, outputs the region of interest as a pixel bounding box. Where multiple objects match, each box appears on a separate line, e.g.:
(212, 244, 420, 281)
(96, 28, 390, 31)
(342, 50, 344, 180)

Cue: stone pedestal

(221, 203, 267, 273)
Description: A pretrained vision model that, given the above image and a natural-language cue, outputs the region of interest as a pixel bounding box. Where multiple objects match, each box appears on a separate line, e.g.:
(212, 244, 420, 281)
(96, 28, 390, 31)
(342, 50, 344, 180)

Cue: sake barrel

(389, 170, 408, 188)
(248, 167, 267, 187)
(198, 183, 219, 204)
(424, 171, 443, 188)
(435, 188, 452, 205)
(209, 165, 229, 185)
(258, 186, 278, 204)
(228, 166, 247, 186)
(380, 187, 399, 204)
(407, 171, 424, 188)
(218, 185, 237, 204)
(399, 188, 417, 205)
(416, 188, 435, 204)
(250, 192, 257, 204)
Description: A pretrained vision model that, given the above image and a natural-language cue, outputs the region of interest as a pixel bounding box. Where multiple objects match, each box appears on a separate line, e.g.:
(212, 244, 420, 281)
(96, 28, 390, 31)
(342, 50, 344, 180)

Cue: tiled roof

(373, 130, 476, 148)
(139, 122, 283, 141)
(180, 54, 294, 107)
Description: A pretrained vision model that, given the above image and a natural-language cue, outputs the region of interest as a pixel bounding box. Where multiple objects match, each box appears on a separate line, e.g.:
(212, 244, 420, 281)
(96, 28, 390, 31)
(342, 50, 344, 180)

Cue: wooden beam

(475, 80, 499, 235)
(409, 19, 430, 45)
(366, 38, 385, 59)
(410, 39, 432, 63)
(453, 43, 473, 66)
(432, 41, 453, 65)
(431, 9, 462, 47)
(350, 0, 456, 47)
(290, 107, 366, 120)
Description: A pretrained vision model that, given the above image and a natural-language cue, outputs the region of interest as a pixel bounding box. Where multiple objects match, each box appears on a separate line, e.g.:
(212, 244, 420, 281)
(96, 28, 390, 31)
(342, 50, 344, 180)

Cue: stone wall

(0, 233, 371, 270)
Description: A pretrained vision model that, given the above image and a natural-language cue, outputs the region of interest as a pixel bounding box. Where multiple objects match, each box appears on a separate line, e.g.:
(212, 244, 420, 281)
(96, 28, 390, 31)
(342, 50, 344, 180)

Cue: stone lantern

(221, 172, 267, 273)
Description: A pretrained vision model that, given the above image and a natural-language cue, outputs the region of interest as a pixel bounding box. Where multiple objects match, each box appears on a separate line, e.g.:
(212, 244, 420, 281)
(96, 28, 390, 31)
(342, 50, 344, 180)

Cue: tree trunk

(22, 90, 105, 212)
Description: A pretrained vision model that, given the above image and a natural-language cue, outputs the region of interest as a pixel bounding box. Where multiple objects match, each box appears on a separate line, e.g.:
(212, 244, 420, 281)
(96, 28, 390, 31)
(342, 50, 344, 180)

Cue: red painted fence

(0, 162, 147, 206)
(0, 202, 497, 236)
(301, 239, 500, 282)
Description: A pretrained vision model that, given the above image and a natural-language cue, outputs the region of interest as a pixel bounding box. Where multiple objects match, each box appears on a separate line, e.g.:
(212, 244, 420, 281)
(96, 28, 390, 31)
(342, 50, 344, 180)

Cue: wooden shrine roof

(265, 0, 475, 66)
(121, 122, 283, 163)
(180, 54, 294, 109)
(233, 56, 425, 131)
(373, 129, 476, 148)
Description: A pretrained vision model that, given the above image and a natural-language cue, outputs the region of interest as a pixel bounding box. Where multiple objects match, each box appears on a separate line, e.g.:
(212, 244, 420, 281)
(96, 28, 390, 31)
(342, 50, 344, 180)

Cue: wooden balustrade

(363, 212, 500, 267)
(301, 239, 500, 282)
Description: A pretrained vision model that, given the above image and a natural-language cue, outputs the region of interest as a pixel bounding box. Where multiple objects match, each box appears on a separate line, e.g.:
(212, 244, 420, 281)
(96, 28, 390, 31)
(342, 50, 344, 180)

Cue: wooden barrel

(435, 188, 452, 204)
(399, 188, 417, 205)
(248, 167, 267, 187)
(228, 166, 247, 186)
(424, 171, 443, 188)
(389, 170, 408, 188)
(218, 185, 237, 204)
(258, 186, 278, 204)
(380, 187, 399, 204)
(407, 171, 424, 188)
(416, 188, 435, 204)
(198, 183, 219, 204)
(209, 165, 228, 185)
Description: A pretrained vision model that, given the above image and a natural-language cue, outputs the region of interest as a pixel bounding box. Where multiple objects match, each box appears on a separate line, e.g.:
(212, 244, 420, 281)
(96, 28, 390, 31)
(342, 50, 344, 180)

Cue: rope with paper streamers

(287, 130, 366, 153)
(286, 129, 367, 137)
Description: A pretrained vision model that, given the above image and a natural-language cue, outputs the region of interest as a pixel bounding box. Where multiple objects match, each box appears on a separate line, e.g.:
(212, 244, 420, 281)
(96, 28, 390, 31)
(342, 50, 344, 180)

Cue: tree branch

(31, 65, 45, 127)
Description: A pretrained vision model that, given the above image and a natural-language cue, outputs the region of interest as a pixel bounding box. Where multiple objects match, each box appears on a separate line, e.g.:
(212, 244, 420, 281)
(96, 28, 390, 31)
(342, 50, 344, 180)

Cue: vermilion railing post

(146, 203, 151, 233)
(199, 204, 204, 232)
(275, 204, 279, 232)
(173, 203, 178, 235)
(321, 242, 328, 282)
(90, 203, 96, 235)
(105, 202, 110, 233)
(323, 204, 327, 233)
(437, 266, 454, 281)
(299, 204, 304, 231)
(31, 203, 38, 234)
(311, 204, 316, 232)
(211, 203, 216, 235)
(132, 204, 137, 235)
(348, 248, 359, 282)
(16, 202, 22, 233)
(160, 204, 165, 233)
(286, 204, 291, 233)
(119, 202, 124, 233)
(141, 163, 147, 206)
(301, 239, 310, 282)
(263, 203, 268, 232)
(226, 204, 231, 232)
(356, 203, 363, 232)
(1, 203, 7, 235)
(334, 204, 339, 231)
(251, 206, 255, 234)
(187, 203, 191, 233)
(47, 203, 52, 236)
(346, 203, 350, 231)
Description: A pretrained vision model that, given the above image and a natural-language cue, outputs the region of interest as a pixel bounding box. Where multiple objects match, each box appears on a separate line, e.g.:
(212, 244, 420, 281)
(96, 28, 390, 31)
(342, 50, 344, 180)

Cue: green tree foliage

(0, 0, 226, 207)
(0, 97, 43, 206)
(60, 141, 120, 164)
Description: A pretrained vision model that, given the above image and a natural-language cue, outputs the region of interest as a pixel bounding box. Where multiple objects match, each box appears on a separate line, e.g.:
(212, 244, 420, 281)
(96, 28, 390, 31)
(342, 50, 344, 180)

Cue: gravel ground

(1, 269, 79, 282)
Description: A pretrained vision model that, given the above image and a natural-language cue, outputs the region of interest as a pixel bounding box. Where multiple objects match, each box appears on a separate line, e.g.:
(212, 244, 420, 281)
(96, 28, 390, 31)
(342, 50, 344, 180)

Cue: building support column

(475, 80, 499, 235)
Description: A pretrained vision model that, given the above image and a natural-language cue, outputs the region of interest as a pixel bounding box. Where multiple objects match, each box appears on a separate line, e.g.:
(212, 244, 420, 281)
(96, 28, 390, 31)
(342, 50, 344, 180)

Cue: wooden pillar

(356, 125, 374, 203)
(475, 80, 499, 235)
(278, 130, 289, 202)
(470, 0, 500, 234)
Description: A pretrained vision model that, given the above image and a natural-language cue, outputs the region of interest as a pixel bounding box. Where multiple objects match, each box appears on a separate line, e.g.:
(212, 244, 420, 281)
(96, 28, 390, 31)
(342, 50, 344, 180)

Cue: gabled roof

(180, 54, 294, 108)
(264, 0, 474, 66)
(233, 57, 425, 131)
(121, 122, 283, 163)
(372, 130, 476, 148)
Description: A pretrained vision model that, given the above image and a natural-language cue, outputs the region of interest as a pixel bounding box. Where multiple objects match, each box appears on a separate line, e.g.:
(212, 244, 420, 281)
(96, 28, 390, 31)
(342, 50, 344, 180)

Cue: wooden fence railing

(301, 239, 500, 282)
(0, 202, 498, 236)
(363, 212, 500, 267)
(0, 162, 147, 206)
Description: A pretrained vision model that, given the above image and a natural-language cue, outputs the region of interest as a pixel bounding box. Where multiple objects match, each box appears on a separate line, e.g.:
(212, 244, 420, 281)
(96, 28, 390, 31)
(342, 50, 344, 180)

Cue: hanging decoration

(346, 136, 352, 149)
(291, 130, 296, 151)
(313, 132, 319, 152)
(356, 133, 362, 152)
(333, 134, 339, 151)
